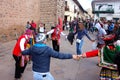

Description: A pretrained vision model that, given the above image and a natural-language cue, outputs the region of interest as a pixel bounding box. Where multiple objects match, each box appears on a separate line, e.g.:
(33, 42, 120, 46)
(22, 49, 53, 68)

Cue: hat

(36, 33, 46, 43)
(25, 29, 33, 35)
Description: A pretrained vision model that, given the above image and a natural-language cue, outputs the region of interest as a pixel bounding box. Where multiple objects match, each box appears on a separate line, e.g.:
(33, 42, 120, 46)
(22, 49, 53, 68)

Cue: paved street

(0, 31, 101, 80)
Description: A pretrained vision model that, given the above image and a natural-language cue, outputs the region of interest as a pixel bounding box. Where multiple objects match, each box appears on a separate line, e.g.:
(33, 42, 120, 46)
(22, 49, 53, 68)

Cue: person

(89, 20, 94, 34)
(25, 21, 31, 30)
(30, 20, 37, 34)
(113, 22, 120, 41)
(80, 34, 120, 80)
(66, 21, 70, 31)
(38, 23, 46, 33)
(74, 21, 95, 55)
(21, 33, 80, 80)
(67, 32, 75, 45)
(12, 29, 33, 80)
(103, 21, 108, 33)
(107, 20, 114, 35)
(94, 20, 107, 49)
(46, 17, 66, 52)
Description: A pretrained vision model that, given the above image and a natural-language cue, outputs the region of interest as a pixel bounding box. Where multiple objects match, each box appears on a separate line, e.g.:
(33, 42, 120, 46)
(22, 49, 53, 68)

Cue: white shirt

(20, 35, 28, 51)
(46, 29, 66, 36)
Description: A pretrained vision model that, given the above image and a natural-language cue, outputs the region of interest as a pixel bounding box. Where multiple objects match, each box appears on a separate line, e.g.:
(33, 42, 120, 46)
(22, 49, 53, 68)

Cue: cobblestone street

(0, 31, 101, 80)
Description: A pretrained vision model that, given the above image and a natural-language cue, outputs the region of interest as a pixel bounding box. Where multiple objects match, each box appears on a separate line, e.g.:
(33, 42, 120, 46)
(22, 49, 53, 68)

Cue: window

(65, 1, 69, 11)
(65, 1, 67, 6)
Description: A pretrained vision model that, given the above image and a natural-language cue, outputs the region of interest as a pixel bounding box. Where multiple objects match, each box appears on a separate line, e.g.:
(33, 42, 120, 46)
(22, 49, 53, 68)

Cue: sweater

(22, 43, 72, 73)
(74, 28, 92, 40)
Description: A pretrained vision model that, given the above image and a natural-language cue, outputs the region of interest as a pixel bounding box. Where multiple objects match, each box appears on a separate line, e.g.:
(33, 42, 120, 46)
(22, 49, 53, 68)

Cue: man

(94, 20, 107, 49)
(12, 29, 33, 80)
(47, 17, 66, 52)
(30, 20, 37, 34)
(22, 33, 80, 80)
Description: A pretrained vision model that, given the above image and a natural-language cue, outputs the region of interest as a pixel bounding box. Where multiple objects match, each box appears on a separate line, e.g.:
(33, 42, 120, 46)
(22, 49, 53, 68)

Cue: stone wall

(0, 0, 65, 42)
(0, 0, 40, 29)
(0, 0, 41, 42)
(39, 0, 65, 30)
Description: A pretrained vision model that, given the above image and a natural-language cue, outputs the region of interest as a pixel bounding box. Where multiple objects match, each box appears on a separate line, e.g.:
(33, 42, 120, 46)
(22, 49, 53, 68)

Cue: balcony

(65, 6, 69, 11)
(92, 9, 114, 14)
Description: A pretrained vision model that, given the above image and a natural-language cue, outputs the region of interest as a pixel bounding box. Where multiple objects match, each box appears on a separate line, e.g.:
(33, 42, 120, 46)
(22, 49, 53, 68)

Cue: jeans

(76, 39, 83, 55)
(33, 72, 54, 80)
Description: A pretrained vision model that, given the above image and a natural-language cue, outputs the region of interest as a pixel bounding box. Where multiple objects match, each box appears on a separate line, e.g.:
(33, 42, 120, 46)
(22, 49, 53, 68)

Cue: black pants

(52, 40, 59, 52)
(13, 55, 27, 78)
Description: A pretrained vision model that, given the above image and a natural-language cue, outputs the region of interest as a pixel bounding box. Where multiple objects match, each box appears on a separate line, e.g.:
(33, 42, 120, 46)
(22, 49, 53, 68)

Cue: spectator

(26, 21, 31, 30)
(38, 22, 46, 33)
(30, 20, 37, 34)
(107, 20, 114, 34)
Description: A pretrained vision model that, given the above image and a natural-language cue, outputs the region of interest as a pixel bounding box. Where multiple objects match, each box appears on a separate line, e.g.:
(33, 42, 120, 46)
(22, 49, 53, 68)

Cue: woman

(74, 21, 95, 55)
(80, 35, 120, 80)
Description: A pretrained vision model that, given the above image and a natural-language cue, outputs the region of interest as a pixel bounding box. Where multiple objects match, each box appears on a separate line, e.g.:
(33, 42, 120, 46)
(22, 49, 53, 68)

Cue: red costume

(13, 35, 28, 56)
(51, 17, 63, 52)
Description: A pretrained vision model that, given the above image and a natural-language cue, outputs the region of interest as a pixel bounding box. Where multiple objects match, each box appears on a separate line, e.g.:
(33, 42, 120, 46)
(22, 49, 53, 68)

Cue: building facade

(39, 0, 65, 28)
(0, 0, 65, 42)
(92, 0, 120, 21)
(64, 0, 87, 22)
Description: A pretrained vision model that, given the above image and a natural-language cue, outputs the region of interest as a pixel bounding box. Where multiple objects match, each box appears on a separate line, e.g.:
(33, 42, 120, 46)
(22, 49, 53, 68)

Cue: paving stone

(0, 31, 100, 80)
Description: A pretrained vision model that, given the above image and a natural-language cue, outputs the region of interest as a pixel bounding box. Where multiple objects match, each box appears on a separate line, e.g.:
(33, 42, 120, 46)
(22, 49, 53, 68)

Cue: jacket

(13, 35, 28, 56)
(22, 43, 72, 73)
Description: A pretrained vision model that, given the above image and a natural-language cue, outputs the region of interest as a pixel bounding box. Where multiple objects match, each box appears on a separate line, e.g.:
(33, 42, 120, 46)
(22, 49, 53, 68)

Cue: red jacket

(51, 17, 63, 40)
(51, 26, 61, 40)
(13, 35, 28, 56)
(31, 23, 36, 29)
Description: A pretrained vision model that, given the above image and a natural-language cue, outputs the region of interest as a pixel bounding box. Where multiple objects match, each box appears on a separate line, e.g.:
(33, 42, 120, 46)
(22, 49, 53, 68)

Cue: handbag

(76, 39, 81, 43)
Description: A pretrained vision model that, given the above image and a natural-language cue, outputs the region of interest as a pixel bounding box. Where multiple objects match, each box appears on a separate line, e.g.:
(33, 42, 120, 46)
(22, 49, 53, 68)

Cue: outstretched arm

(46, 29, 54, 35)
(48, 47, 80, 60)
(80, 49, 99, 58)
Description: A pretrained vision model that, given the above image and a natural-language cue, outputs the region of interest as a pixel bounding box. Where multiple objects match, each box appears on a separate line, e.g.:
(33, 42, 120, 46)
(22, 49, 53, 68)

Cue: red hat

(25, 29, 33, 35)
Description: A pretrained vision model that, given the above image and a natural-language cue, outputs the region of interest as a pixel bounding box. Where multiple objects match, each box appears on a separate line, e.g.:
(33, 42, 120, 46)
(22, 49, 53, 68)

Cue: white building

(92, 0, 120, 21)
(64, 0, 87, 22)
